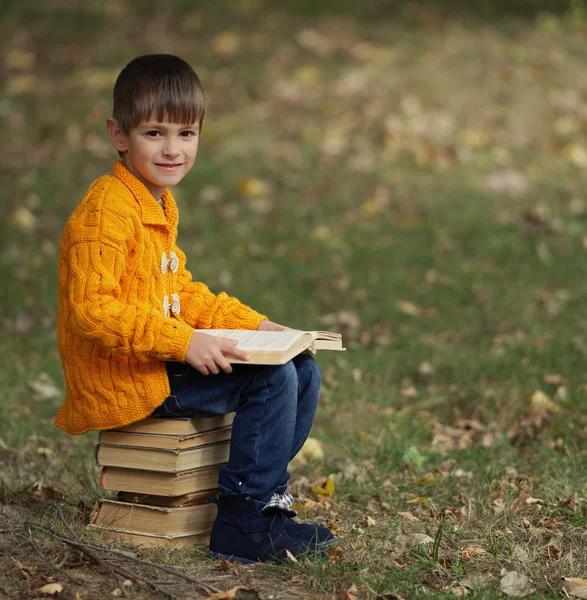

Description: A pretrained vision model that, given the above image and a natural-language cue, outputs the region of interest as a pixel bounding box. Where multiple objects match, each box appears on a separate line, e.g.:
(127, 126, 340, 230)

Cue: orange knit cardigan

(55, 162, 267, 435)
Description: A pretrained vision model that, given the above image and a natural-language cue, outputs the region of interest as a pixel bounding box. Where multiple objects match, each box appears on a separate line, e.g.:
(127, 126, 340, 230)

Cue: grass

(3, 0, 587, 598)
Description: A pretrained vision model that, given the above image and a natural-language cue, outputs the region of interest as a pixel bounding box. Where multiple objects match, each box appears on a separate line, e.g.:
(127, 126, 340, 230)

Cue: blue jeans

(152, 354, 322, 504)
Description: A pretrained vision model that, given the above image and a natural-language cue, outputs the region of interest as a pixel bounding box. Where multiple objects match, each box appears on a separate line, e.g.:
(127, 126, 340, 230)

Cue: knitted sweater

(55, 161, 267, 435)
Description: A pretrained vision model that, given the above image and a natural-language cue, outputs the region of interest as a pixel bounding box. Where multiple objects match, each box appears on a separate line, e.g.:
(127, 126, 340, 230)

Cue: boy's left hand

(257, 319, 296, 332)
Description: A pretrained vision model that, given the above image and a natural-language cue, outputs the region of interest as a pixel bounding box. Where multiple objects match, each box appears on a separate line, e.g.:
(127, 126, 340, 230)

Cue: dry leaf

(11, 206, 37, 232)
(530, 390, 560, 414)
(11, 557, 35, 578)
(29, 373, 62, 400)
(560, 491, 578, 511)
(36, 583, 64, 596)
(562, 577, 587, 598)
(236, 177, 270, 198)
(499, 570, 535, 597)
(207, 587, 260, 600)
(461, 546, 488, 560)
(460, 572, 492, 590)
(300, 437, 324, 461)
(364, 515, 376, 527)
(397, 511, 420, 523)
(285, 549, 298, 563)
(219, 557, 233, 571)
(343, 584, 359, 600)
(311, 477, 335, 496)
(392, 532, 434, 556)
(396, 300, 422, 316)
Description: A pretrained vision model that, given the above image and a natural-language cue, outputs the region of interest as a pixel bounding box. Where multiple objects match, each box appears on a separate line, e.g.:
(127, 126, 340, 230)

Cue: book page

(194, 329, 309, 352)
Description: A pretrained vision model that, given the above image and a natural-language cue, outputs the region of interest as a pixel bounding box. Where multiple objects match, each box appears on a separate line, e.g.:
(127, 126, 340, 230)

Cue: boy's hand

(185, 332, 250, 375)
(257, 319, 297, 332)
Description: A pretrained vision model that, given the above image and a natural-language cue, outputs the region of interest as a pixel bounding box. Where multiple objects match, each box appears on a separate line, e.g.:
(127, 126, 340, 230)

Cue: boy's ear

(106, 117, 128, 153)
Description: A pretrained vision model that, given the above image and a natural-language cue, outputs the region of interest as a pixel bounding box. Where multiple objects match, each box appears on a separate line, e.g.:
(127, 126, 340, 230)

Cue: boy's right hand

(185, 332, 250, 375)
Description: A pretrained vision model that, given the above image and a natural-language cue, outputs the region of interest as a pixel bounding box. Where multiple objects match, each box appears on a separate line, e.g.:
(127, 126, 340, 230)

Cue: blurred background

(3, 1, 587, 591)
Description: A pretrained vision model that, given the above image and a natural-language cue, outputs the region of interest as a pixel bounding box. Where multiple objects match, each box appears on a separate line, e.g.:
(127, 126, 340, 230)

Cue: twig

(29, 523, 219, 595)
(30, 523, 174, 599)
(27, 526, 78, 583)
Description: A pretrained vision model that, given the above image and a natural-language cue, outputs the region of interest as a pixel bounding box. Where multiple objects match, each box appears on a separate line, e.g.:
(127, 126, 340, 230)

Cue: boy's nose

(162, 142, 180, 157)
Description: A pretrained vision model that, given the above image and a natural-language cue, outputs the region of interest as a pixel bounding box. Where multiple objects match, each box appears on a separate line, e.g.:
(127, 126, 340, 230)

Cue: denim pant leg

(275, 354, 322, 494)
(157, 360, 301, 504)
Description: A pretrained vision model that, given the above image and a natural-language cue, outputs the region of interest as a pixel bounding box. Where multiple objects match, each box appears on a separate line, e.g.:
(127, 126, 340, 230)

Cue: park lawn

(3, 1, 587, 598)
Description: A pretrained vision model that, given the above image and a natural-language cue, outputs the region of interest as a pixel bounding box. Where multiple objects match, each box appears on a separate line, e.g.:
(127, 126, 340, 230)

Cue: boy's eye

(146, 130, 161, 137)
(180, 130, 197, 138)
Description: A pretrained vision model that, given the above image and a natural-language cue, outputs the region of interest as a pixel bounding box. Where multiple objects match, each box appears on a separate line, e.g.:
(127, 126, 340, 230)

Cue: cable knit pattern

(56, 161, 267, 435)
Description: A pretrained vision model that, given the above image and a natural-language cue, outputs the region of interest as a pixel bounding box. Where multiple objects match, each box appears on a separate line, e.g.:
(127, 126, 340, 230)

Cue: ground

(3, 1, 587, 598)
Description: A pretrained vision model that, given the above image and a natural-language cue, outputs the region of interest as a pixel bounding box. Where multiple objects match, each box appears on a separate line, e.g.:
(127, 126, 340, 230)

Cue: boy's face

(107, 116, 200, 199)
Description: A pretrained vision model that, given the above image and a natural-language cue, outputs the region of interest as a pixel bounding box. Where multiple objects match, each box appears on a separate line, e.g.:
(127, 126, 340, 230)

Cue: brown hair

(113, 54, 205, 135)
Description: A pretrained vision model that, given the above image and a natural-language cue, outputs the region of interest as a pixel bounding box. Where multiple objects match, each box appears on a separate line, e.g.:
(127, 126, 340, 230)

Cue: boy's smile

(107, 117, 200, 199)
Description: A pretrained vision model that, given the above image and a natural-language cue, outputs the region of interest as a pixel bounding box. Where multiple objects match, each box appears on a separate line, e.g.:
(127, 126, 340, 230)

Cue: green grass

(4, 0, 587, 598)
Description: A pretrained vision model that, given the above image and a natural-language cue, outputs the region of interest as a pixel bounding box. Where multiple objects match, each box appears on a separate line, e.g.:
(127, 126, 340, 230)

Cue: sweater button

(163, 295, 170, 316)
(171, 293, 181, 315)
(169, 251, 179, 273)
(160, 252, 168, 275)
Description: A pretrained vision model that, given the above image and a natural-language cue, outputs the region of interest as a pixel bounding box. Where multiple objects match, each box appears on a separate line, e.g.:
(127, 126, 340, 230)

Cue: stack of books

(89, 413, 233, 548)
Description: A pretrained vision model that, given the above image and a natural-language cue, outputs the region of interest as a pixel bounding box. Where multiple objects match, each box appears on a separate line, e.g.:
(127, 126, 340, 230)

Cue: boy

(55, 54, 334, 563)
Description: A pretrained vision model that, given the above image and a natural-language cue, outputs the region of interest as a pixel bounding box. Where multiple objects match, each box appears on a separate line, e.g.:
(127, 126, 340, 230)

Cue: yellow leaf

(207, 586, 260, 600)
(236, 177, 270, 198)
(408, 472, 443, 486)
(311, 477, 335, 496)
(530, 390, 560, 414)
(364, 515, 376, 527)
(406, 496, 430, 506)
(11, 206, 37, 232)
(35, 583, 64, 596)
(300, 437, 324, 461)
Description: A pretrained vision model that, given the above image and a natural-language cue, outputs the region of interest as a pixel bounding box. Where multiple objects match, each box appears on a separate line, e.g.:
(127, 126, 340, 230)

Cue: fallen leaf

(460, 572, 492, 590)
(219, 557, 233, 571)
(236, 177, 270, 198)
(461, 546, 488, 560)
(530, 390, 560, 414)
(207, 587, 260, 600)
(11, 206, 37, 232)
(11, 557, 35, 578)
(311, 477, 335, 496)
(397, 511, 420, 523)
(408, 472, 443, 486)
(29, 373, 62, 400)
(396, 300, 422, 316)
(364, 515, 376, 527)
(300, 437, 324, 461)
(560, 492, 578, 512)
(499, 570, 535, 597)
(392, 532, 434, 557)
(343, 584, 359, 600)
(562, 577, 587, 598)
(36, 583, 64, 596)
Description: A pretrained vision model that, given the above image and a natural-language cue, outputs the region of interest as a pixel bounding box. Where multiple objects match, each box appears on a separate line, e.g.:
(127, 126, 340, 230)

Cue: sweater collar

(113, 161, 179, 229)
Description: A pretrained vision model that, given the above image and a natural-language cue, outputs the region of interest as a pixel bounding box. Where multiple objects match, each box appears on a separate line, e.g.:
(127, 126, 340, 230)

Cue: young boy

(55, 54, 334, 563)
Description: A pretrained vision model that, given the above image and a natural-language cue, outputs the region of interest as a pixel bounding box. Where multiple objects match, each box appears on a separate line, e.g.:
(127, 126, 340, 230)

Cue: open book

(194, 330, 345, 365)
